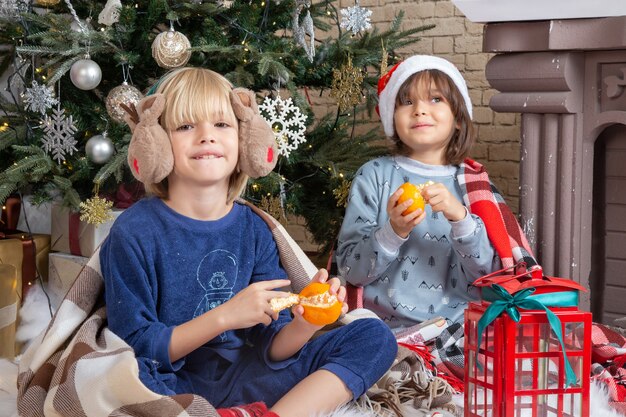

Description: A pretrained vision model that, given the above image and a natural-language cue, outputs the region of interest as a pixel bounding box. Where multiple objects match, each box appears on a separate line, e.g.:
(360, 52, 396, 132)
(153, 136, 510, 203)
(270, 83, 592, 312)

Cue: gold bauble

(151, 29, 192, 69)
(105, 82, 143, 123)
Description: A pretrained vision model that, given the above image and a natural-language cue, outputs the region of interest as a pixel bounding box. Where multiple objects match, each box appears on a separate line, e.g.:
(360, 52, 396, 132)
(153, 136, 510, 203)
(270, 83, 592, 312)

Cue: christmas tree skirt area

(0, 356, 621, 417)
(2, 285, 624, 417)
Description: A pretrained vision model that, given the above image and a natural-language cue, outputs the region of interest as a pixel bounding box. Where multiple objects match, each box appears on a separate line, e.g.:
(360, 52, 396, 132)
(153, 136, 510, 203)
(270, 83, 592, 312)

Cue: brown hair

(143, 67, 248, 202)
(390, 69, 475, 165)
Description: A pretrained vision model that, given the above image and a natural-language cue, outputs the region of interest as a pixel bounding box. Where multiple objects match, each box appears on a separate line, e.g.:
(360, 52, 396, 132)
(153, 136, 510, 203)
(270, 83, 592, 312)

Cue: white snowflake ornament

(0, 0, 28, 19)
(23, 80, 58, 115)
(340, 0, 372, 35)
(41, 107, 78, 163)
(258, 95, 307, 158)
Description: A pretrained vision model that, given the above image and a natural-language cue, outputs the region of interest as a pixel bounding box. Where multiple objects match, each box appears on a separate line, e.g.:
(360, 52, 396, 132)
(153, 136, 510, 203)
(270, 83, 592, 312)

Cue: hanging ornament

(0, 0, 28, 19)
(70, 55, 102, 90)
(333, 178, 352, 208)
(292, 0, 315, 63)
(258, 195, 286, 223)
(151, 25, 191, 69)
(41, 107, 78, 163)
(79, 184, 113, 226)
(106, 82, 143, 123)
(85, 131, 115, 164)
(380, 41, 389, 76)
(258, 95, 307, 158)
(70, 17, 92, 33)
(22, 80, 58, 115)
(34, 0, 61, 6)
(340, 0, 373, 35)
(330, 56, 364, 113)
(98, 0, 121, 26)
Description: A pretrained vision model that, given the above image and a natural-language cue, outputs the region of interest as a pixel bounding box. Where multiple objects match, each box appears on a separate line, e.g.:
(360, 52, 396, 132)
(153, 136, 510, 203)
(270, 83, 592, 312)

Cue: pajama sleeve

(336, 166, 400, 286)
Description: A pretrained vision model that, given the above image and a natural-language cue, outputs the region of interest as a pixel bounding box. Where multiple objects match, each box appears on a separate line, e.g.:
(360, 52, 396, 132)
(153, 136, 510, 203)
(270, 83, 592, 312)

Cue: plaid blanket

(16, 202, 317, 417)
(457, 158, 537, 269)
(590, 324, 626, 415)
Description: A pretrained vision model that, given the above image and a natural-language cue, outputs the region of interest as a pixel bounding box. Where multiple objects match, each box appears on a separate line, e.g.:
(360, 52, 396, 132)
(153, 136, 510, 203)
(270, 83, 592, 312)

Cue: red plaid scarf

(457, 158, 537, 269)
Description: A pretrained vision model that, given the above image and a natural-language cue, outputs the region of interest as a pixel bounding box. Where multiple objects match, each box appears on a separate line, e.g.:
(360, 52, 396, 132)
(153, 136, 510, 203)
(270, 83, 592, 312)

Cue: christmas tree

(0, 0, 431, 251)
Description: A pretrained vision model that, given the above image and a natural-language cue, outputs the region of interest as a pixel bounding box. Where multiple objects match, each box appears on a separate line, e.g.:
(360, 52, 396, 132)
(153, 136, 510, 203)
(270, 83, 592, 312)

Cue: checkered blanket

(16, 202, 317, 417)
(457, 158, 537, 269)
(590, 324, 626, 415)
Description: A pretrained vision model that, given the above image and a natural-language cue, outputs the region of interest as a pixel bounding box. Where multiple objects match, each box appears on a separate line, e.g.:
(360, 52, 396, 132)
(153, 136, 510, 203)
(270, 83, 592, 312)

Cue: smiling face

(150, 68, 248, 201)
(168, 116, 239, 189)
(391, 69, 475, 165)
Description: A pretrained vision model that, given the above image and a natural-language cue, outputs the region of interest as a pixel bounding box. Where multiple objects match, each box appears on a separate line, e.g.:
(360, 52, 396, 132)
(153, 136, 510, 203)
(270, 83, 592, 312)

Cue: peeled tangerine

(269, 282, 343, 326)
(396, 181, 433, 215)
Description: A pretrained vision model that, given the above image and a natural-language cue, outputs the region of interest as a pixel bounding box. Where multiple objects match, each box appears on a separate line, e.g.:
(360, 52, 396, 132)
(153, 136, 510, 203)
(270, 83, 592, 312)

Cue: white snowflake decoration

(41, 107, 78, 163)
(340, 0, 372, 35)
(0, 0, 28, 19)
(23, 80, 58, 115)
(258, 95, 307, 158)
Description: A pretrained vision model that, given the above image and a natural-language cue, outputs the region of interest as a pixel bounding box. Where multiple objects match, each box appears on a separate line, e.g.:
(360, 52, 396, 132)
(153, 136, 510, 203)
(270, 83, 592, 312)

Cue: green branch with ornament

(0, 0, 432, 249)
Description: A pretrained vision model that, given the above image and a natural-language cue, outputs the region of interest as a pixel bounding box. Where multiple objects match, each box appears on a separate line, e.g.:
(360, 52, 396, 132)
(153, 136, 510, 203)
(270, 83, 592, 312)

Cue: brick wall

(286, 0, 523, 254)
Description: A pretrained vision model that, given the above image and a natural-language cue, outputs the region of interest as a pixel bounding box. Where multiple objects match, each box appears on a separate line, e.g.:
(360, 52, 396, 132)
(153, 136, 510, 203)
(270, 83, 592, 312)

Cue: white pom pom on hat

(376, 55, 473, 137)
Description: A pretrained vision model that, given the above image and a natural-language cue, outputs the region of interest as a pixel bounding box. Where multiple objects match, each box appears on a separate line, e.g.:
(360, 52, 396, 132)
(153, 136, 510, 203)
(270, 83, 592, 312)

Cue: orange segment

(298, 282, 343, 326)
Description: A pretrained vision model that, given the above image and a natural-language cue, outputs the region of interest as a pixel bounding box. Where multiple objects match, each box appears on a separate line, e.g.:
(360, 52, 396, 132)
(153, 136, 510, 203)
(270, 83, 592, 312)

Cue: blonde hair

(143, 67, 249, 202)
(391, 69, 475, 165)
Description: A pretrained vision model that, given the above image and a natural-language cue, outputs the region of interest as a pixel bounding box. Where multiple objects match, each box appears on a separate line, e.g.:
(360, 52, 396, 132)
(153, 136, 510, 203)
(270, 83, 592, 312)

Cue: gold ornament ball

(106, 83, 143, 123)
(151, 29, 192, 69)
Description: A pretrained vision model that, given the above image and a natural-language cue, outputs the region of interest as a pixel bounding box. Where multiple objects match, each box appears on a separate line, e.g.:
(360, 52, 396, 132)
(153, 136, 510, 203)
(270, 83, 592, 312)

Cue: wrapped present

(48, 252, 88, 309)
(1, 196, 21, 232)
(0, 264, 18, 358)
(0, 237, 24, 300)
(464, 264, 591, 417)
(51, 204, 123, 257)
(16, 195, 53, 235)
(3, 232, 50, 299)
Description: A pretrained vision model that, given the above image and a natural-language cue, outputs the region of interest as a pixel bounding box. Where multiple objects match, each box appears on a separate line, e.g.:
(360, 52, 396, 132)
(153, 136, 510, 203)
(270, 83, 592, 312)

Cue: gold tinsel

(330, 57, 364, 113)
(258, 195, 287, 223)
(380, 41, 389, 76)
(79, 195, 114, 226)
(333, 179, 352, 208)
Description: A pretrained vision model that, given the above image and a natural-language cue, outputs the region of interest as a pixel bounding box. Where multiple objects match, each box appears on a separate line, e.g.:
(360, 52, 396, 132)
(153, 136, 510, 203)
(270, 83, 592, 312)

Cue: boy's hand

(219, 279, 292, 329)
(388, 187, 427, 238)
(291, 269, 348, 329)
(421, 183, 466, 222)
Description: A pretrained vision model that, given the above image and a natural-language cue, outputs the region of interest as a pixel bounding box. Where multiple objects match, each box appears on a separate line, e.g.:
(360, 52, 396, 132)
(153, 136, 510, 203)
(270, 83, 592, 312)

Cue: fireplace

(480, 17, 626, 323)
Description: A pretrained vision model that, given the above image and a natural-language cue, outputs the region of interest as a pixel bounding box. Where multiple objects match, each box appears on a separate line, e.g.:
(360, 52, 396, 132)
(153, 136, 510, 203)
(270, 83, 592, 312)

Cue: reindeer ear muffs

(123, 88, 277, 184)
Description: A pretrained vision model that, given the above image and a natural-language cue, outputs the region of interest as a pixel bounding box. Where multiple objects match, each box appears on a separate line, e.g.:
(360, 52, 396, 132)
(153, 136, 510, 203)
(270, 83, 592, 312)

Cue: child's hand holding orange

(388, 181, 432, 238)
(269, 269, 346, 327)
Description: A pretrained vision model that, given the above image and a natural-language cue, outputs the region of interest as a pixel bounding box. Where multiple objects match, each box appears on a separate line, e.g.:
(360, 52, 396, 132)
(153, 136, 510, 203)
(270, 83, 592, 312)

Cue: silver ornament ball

(106, 83, 143, 123)
(151, 29, 191, 69)
(85, 133, 115, 164)
(70, 58, 102, 90)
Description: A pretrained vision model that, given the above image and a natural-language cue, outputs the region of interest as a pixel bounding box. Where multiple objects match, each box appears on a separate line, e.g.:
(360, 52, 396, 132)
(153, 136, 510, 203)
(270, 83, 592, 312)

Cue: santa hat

(377, 55, 473, 137)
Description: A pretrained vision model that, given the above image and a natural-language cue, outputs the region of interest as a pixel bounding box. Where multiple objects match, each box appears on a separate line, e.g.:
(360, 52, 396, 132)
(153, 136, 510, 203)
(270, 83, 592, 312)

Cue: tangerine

(396, 182, 426, 215)
(298, 282, 343, 326)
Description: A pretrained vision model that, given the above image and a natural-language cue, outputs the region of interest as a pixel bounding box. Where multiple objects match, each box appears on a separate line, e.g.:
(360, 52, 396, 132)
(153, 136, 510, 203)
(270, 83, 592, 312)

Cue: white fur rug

(1, 284, 624, 417)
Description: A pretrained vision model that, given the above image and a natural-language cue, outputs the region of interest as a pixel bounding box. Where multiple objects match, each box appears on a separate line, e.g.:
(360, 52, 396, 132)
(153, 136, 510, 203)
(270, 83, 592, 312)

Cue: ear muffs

(123, 88, 278, 184)
(230, 88, 278, 178)
(123, 94, 173, 184)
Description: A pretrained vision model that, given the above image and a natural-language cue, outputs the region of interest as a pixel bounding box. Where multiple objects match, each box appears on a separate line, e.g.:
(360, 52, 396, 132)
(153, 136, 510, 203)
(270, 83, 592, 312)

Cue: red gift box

(464, 264, 592, 417)
(1, 196, 21, 232)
